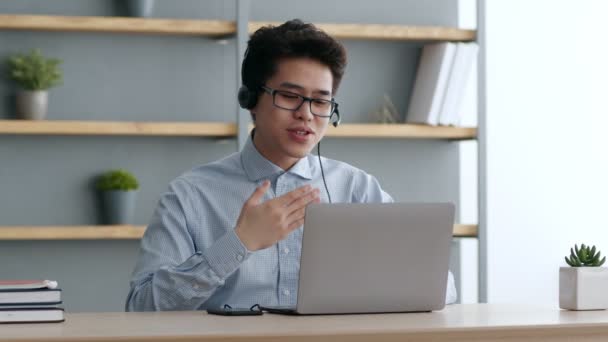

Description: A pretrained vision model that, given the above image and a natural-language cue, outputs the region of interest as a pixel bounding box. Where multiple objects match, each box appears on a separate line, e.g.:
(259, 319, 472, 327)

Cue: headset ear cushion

(238, 85, 258, 109)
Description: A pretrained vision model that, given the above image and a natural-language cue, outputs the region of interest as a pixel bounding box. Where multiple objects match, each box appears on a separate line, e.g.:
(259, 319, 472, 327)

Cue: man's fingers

(287, 195, 320, 227)
(278, 184, 315, 206)
(246, 180, 270, 206)
(287, 207, 306, 222)
(286, 217, 305, 232)
(286, 189, 320, 215)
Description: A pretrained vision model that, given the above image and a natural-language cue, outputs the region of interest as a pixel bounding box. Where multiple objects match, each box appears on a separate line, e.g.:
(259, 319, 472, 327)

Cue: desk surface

(2, 304, 608, 342)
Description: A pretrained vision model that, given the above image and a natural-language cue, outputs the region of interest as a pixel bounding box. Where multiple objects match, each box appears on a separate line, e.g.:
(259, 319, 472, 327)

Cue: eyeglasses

(260, 85, 337, 118)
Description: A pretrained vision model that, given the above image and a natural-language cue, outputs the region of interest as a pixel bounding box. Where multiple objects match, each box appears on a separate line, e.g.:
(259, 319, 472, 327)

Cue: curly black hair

(241, 19, 347, 95)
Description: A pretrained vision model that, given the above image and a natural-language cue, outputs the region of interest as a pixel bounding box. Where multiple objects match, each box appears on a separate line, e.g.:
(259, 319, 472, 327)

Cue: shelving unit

(0, 11, 480, 229)
(0, 0, 485, 307)
(0, 13, 477, 142)
(0, 224, 478, 240)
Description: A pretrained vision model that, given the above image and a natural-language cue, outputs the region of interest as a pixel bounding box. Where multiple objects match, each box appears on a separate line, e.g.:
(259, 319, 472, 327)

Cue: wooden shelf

(0, 120, 236, 137)
(0, 225, 146, 240)
(249, 22, 476, 41)
(326, 123, 477, 140)
(0, 121, 475, 140)
(0, 14, 235, 36)
(0, 15, 475, 41)
(0, 224, 477, 240)
(453, 224, 478, 238)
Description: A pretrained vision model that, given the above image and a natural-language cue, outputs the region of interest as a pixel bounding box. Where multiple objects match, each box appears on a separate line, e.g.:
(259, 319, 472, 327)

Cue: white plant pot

(16, 90, 48, 120)
(559, 267, 608, 310)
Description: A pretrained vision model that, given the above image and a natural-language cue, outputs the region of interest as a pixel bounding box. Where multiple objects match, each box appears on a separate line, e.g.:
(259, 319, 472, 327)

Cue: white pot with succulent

(7, 49, 63, 120)
(560, 243, 608, 310)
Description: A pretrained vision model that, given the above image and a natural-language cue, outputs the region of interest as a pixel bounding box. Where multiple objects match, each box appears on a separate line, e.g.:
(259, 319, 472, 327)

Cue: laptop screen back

(296, 202, 455, 314)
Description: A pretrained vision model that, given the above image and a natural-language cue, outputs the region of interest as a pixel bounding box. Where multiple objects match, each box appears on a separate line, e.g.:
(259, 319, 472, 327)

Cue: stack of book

(0, 279, 64, 323)
(406, 42, 479, 126)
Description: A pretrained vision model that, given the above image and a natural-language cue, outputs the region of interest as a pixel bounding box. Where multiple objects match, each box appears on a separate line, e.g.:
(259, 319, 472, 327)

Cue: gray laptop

(261, 202, 455, 315)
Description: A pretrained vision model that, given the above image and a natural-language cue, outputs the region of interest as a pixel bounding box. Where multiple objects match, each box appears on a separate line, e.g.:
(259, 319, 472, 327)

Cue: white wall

(485, 0, 608, 305)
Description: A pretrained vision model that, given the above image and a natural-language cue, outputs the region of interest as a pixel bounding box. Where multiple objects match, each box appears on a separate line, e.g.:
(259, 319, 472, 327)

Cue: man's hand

(235, 180, 320, 251)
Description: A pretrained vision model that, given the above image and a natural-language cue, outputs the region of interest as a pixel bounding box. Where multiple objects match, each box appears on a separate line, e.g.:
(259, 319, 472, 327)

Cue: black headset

(237, 84, 258, 110)
(238, 84, 341, 128)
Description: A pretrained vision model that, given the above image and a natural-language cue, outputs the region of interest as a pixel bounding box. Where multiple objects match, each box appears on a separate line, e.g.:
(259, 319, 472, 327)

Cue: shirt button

(193, 284, 200, 290)
(236, 254, 243, 261)
(283, 289, 290, 296)
(283, 247, 290, 254)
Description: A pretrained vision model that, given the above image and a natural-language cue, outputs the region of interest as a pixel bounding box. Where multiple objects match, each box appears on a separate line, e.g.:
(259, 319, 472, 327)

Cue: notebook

(0, 306, 64, 323)
(0, 288, 62, 305)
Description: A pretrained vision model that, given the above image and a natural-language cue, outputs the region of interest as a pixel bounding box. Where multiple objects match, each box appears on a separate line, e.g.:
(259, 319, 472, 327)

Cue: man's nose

(293, 100, 314, 121)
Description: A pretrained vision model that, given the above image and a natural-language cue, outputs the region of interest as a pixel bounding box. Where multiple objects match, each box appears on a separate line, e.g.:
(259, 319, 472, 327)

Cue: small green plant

(7, 49, 63, 90)
(565, 244, 606, 267)
(96, 169, 139, 192)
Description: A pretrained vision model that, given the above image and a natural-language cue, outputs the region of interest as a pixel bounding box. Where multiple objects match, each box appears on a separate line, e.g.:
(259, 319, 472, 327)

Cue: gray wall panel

(337, 41, 420, 122)
(321, 139, 460, 205)
(0, 136, 236, 225)
(0, 241, 139, 312)
(0, 0, 234, 19)
(251, 0, 458, 26)
(0, 32, 237, 122)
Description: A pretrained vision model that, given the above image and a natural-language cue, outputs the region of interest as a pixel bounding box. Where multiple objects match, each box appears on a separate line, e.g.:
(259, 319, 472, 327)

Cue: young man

(126, 19, 457, 311)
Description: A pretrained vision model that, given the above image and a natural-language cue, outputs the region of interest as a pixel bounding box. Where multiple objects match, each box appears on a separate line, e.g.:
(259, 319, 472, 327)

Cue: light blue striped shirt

(126, 136, 457, 311)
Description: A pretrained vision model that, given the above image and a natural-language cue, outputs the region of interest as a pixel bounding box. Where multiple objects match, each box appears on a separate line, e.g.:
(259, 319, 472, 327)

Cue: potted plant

(560, 243, 608, 310)
(6, 49, 62, 120)
(96, 169, 139, 225)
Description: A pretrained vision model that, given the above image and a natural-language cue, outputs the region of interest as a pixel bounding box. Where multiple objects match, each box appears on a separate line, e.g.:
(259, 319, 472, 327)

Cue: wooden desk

(2, 304, 608, 342)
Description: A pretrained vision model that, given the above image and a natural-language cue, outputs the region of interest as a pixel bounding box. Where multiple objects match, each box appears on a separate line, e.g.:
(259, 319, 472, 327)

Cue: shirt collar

(241, 133, 313, 181)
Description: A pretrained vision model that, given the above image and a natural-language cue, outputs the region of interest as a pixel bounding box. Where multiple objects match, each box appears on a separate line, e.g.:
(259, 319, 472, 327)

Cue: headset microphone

(332, 104, 341, 128)
(317, 104, 340, 203)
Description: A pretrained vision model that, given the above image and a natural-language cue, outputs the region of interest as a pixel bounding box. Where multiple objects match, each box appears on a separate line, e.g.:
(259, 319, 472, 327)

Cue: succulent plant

(96, 169, 139, 192)
(565, 244, 606, 267)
